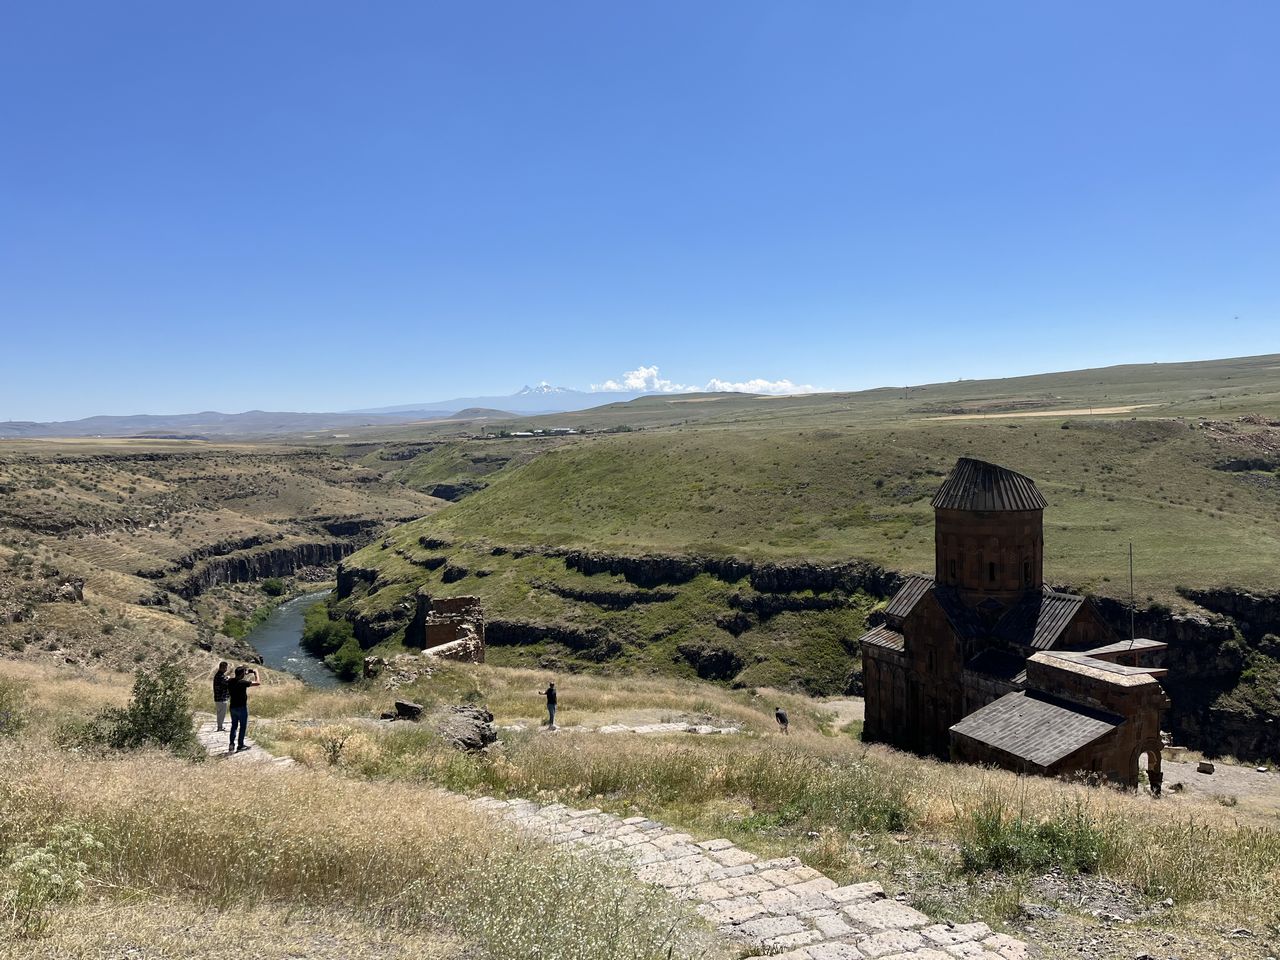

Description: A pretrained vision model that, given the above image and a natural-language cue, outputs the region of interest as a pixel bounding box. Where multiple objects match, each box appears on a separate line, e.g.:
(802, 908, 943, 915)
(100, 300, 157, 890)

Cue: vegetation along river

(243, 590, 340, 688)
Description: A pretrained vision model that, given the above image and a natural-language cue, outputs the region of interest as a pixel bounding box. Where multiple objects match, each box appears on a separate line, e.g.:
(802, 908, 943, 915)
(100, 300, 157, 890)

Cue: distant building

(860, 458, 1169, 790)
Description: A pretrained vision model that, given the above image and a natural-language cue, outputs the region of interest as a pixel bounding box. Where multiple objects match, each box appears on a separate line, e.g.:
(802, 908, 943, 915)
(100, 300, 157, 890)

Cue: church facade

(860, 458, 1169, 790)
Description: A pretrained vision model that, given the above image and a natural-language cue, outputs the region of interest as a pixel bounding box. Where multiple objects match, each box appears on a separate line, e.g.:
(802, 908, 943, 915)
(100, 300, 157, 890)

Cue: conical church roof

(931, 457, 1047, 512)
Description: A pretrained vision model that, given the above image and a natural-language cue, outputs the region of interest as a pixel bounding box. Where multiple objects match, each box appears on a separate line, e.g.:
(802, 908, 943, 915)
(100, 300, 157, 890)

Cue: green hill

(326, 355, 1280, 748)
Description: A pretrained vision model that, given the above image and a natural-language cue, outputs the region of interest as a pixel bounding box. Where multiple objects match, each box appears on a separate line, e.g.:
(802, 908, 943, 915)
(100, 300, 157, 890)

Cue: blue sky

(3, 2, 1277, 420)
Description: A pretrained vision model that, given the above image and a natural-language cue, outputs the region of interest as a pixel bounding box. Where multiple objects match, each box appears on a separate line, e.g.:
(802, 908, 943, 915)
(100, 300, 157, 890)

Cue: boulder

(394, 699, 424, 721)
(432, 705, 497, 752)
(1197, 760, 1215, 774)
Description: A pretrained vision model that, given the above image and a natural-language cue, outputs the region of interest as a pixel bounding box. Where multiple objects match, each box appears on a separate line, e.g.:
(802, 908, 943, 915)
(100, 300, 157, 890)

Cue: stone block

(758, 887, 805, 912)
(979, 934, 1030, 960)
(759, 867, 806, 887)
(856, 930, 926, 958)
(793, 876, 839, 895)
(692, 881, 732, 901)
(697, 894, 767, 925)
(806, 944, 865, 960)
(710, 846, 759, 867)
(737, 915, 806, 940)
(720, 873, 777, 896)
(812, 911, 856, 938)
(842, 898, 931, 931)
(755, 856, 804, 870)
(651, 832, 694, 850)
(922, 922, 992, 946)
(767, 930, 825, 950)
(707, 864, 758, 880)
(828, 881, 886, 903)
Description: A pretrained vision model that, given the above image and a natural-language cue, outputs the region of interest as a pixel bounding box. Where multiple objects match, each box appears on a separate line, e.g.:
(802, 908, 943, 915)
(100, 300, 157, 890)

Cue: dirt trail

(920, 404, 1154, 421)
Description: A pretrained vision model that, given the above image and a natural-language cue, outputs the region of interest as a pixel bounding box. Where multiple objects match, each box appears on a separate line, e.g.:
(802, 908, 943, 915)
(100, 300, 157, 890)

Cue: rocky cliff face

(1094, 595, 1279, 760)
(554, 549, 901, 596)
(174, 541, 357, 599)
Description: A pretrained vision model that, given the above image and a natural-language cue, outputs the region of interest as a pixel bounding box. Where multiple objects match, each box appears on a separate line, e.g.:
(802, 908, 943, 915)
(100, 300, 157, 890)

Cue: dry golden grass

(251, 661, 837, 735)
(0, 745, 723, 960)
(0, 902, 464, 960)
(0, 661, 128, 733)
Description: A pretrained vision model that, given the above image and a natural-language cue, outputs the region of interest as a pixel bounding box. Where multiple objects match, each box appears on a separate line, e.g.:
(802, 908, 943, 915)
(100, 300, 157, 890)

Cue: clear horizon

(4, 3, 1278, 421)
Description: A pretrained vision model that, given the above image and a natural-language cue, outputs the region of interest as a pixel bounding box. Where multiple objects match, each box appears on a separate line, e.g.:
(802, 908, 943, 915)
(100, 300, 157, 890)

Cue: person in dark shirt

(227, 666, 260, 753)
(544, 682, 557, 729)
(212, 662, 230, 732)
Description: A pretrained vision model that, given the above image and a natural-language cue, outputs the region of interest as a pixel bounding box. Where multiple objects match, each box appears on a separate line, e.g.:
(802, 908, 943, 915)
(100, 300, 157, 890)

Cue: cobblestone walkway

(193, 713, 294, 766)
(471, 796, 1033, 960)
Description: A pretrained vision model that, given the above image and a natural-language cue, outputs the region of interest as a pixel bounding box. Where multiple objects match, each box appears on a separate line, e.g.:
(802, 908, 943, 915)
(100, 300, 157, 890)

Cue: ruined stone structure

(406, 592, 486, 663)
(861, 458, 1170, 789)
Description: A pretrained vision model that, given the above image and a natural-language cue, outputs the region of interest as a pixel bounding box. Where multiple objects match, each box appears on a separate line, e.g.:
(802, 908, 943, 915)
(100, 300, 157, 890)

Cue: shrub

(301, 603, 355, 658)
(76, 662, 200, 758)
(324, 637, 365, 682)
(959, 794, 1114, 874)
(220, 615, 249, 639)
(0, 679, 25, 737)
(261, 578, 285, 597)
(2, 824, 102, 937)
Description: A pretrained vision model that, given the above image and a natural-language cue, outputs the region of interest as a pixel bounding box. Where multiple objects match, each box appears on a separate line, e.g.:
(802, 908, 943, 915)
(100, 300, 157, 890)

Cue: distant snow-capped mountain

(515, 382, 572, 396)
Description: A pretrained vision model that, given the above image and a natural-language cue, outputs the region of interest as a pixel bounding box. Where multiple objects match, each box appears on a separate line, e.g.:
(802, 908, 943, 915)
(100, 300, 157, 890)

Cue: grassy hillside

(405, 416, 1280, 597)
(323, 355, 1280, 742)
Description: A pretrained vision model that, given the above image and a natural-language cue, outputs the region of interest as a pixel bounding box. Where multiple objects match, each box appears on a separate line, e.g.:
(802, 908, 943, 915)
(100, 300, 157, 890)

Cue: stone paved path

(193, 713, 294, 767)
(470, 796, 1033, 960)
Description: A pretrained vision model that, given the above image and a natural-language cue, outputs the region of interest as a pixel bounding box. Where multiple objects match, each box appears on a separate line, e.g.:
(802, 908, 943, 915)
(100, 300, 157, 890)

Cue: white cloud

(590, 365, 817, 396)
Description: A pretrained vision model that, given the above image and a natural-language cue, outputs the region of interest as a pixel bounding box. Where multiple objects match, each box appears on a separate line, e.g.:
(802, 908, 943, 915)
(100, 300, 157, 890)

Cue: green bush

(75, 662, 201, 758)
(220, 615, 249, 639)
(959, 794, 1114, 874)
(261, 577, 286, 597)
(325, 637, 365, 682)
(0, 679, 25, 737)
(301, 602, 355, 657)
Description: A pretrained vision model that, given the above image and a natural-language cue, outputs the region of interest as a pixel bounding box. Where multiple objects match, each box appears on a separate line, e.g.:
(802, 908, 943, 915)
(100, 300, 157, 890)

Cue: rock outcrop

(431, 705, 497, 752)
(174, 541, 357, 599)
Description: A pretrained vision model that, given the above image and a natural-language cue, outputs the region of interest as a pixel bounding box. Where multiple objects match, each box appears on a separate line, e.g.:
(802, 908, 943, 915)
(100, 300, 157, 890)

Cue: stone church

(860, 457, 1170, 790)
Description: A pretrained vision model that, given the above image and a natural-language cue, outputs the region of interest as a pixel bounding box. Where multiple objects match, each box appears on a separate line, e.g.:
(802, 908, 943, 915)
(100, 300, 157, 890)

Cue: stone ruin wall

(409, 592, 485, 664)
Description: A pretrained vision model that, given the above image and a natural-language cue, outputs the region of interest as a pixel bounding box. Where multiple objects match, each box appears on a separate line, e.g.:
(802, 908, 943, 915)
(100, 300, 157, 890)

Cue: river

(242, 590, 341, 688)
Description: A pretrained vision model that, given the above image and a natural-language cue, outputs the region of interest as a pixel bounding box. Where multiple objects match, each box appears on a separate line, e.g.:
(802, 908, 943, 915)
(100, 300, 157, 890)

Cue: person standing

(227, 665, 260, 753)
(213, 662, 230, 732)
(543, 681, 558, 729)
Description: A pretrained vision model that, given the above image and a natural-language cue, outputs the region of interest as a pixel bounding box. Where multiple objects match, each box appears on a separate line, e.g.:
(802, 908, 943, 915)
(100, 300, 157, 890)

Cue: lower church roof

(949, 690, 1122, 768)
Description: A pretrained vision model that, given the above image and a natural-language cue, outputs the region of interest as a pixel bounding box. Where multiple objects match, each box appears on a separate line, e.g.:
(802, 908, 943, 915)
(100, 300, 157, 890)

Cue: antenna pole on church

(1128, 541, 1135, 647)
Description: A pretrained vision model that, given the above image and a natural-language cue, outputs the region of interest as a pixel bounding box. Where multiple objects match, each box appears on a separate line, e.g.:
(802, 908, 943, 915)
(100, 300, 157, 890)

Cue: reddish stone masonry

(861, 457, 1170, 791)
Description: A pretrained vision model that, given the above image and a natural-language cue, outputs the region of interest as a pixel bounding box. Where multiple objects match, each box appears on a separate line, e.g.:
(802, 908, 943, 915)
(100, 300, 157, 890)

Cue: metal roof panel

(931, 458, 1048, 512)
